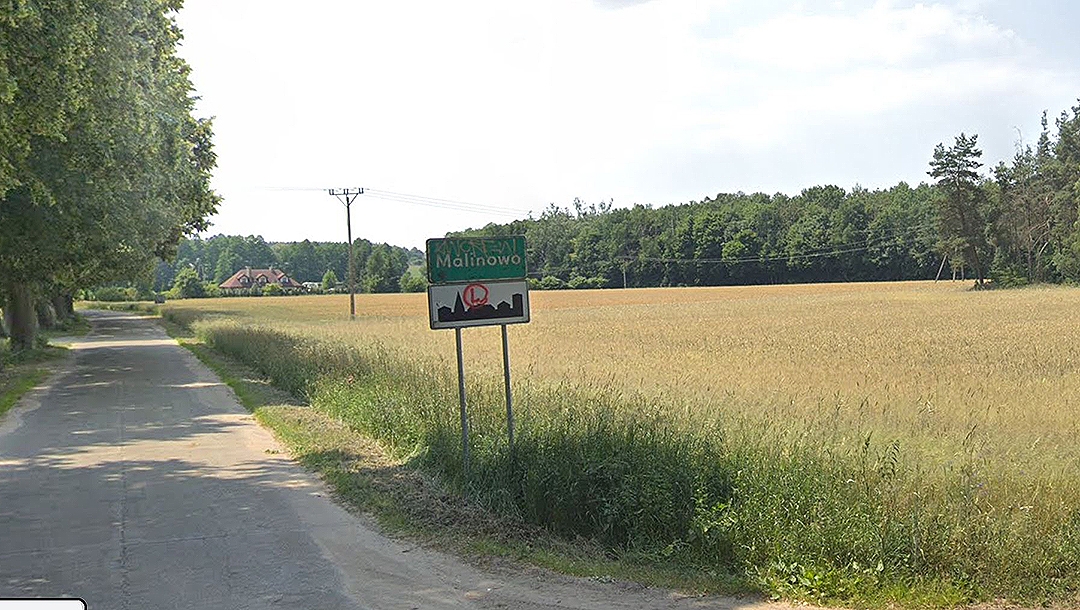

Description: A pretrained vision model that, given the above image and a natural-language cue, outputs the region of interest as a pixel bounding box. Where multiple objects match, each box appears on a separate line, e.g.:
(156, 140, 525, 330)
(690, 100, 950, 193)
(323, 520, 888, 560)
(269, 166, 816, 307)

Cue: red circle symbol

(462, 283, 489, 308)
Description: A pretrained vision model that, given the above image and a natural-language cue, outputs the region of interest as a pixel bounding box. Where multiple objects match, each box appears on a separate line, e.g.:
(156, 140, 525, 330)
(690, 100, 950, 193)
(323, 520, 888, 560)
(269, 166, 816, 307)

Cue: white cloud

(709, 2, 1020, 71)
(638, 1, 1059, 151)
(174, 0, 1080, 246)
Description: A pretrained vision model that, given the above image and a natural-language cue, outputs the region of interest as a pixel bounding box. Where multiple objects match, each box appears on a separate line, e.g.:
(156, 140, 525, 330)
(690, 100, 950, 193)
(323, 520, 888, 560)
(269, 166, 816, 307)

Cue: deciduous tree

(1, 1, 218, 348)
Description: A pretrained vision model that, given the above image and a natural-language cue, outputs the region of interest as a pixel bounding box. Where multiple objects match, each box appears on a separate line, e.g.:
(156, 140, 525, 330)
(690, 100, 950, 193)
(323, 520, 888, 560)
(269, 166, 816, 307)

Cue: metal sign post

(455, 327, 470, 472)
(426, 236, 530, 475)
(501, 324, 514, 448)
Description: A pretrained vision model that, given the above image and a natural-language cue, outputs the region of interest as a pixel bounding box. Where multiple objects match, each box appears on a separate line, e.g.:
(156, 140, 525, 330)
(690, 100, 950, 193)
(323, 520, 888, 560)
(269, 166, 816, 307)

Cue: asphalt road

(0, 311, 787, 610)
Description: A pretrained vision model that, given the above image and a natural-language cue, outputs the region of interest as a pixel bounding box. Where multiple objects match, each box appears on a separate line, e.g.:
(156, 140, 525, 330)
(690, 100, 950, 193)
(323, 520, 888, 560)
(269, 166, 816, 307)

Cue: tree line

(453, 103, 1080, 290)
(932, 107, 1080, 287)
(109, 235, 424, 299)
(79, 101, 1080, 307)
(1, 2, 217, 357)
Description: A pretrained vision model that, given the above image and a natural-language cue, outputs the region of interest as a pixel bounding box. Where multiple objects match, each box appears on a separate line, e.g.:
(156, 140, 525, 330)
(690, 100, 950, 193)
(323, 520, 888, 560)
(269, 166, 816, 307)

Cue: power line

(522, 221, 936, 278)
(615, 221, 937, 266)
(364, 188, 530, 215)
(363, 191, 526, 217)
(258, 185, 531, 217)
(632, 245, 876, 265)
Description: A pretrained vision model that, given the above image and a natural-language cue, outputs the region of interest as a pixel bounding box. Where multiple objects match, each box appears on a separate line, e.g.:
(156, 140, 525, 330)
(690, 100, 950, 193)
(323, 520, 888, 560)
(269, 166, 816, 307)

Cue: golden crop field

(165, 280, 1080, 469)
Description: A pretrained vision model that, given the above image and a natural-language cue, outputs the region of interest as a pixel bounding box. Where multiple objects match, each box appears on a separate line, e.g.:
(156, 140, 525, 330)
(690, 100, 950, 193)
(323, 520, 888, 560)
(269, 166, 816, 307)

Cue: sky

(174, 0, 1080, 249)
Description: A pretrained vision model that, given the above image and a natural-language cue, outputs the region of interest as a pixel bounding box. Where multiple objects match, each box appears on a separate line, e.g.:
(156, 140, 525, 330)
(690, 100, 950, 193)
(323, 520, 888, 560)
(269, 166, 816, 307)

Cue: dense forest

(462, 183, 940, 289)
(454, 103, 1080, 290)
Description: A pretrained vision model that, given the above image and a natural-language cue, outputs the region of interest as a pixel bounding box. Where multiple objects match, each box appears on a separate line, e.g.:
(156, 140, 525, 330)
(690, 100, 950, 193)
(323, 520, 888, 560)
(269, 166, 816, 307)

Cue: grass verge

(0, 346, 69, 420)
(41, 313, 92, 340)
(158, 316, 759, 600)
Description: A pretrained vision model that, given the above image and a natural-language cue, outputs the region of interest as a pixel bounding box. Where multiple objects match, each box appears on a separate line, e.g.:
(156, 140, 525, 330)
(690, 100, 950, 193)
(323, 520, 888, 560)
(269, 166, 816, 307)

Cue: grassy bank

(150, 284, 1080, 607)
(1, 311, 87, 418)
(0, 345, 69, 420)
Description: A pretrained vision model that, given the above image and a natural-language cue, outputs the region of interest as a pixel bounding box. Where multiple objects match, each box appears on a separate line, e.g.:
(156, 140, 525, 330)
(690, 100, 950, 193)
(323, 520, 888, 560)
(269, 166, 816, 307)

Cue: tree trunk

(52, 292, 74, 323)
(6, 282, 38, 351)
(0, 303, 7, 371)
(36, 299, 57, 330)
(967, 244, 985, 288)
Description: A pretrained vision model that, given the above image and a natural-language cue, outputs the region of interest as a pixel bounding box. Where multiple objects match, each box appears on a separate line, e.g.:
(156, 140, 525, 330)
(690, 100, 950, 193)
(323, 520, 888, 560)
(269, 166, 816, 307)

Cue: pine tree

(929, 133, 989, 287)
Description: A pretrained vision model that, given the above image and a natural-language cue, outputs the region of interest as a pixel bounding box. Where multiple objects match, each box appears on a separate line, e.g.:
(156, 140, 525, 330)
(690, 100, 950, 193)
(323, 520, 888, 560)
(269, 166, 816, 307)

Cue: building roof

(218, 267, 302, 290)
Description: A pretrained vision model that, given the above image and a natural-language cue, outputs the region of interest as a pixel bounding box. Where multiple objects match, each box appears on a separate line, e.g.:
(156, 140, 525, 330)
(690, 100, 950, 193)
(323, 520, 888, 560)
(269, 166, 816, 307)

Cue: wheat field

(160, 281, 1080, 602)
(166, 281, 1080, 465)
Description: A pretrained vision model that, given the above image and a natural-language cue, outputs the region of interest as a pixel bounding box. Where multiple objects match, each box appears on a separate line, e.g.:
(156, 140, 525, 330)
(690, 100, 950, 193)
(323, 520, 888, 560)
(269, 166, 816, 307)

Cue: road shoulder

(160, 316, 771, 605)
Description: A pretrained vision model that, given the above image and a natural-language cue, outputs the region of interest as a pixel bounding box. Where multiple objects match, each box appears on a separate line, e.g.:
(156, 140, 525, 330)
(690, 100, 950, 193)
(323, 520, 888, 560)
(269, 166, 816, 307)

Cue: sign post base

(455, 327, 469, 475)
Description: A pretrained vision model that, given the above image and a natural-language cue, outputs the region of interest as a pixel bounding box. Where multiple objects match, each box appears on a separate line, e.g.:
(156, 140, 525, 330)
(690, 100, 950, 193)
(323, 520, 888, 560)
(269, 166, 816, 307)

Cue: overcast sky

(175, 0, 1080, 249)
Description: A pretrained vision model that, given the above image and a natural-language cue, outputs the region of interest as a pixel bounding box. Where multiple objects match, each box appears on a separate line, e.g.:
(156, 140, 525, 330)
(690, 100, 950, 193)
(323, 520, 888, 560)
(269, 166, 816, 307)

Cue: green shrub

(90, 286, 137, 301)
(399, 269, 427, 293)
(539, 275, 564, 290)
(321, 269, 339, 291)
(567, 275, 608, 289)
(171, 268, 205, 299)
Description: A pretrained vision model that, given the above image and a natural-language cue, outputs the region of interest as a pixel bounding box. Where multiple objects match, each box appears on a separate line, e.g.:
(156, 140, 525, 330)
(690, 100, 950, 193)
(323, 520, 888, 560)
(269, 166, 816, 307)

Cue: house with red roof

(218, 267, 302, 294)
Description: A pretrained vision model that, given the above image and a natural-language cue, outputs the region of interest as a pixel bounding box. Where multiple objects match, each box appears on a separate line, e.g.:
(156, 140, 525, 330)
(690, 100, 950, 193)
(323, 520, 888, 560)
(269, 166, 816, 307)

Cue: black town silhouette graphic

(437, 291, 525, 323)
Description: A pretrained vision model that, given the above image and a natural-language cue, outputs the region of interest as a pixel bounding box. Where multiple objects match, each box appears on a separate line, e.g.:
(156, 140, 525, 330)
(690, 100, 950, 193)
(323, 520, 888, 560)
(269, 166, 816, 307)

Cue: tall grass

(174, 293, 1080, 604)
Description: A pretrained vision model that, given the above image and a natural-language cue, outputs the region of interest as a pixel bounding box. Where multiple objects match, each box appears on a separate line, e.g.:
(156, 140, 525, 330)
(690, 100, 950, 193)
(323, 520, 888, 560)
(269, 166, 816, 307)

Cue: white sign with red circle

(427, 280, 530, 330)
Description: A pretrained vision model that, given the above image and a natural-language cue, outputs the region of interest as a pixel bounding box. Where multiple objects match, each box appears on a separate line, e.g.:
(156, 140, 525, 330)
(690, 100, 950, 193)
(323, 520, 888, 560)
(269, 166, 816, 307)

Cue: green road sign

(426, 236, 527, 284)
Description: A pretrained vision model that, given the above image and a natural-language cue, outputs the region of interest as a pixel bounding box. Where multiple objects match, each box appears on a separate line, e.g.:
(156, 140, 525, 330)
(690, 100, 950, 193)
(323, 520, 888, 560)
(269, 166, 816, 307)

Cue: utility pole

(934, 254, 948, 282)
(328, 188, 364, 319)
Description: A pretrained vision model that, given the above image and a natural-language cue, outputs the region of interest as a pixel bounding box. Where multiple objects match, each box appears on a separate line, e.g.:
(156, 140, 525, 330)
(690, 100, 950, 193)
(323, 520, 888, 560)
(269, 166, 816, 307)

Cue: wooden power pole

(328, 188, 364, 319)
